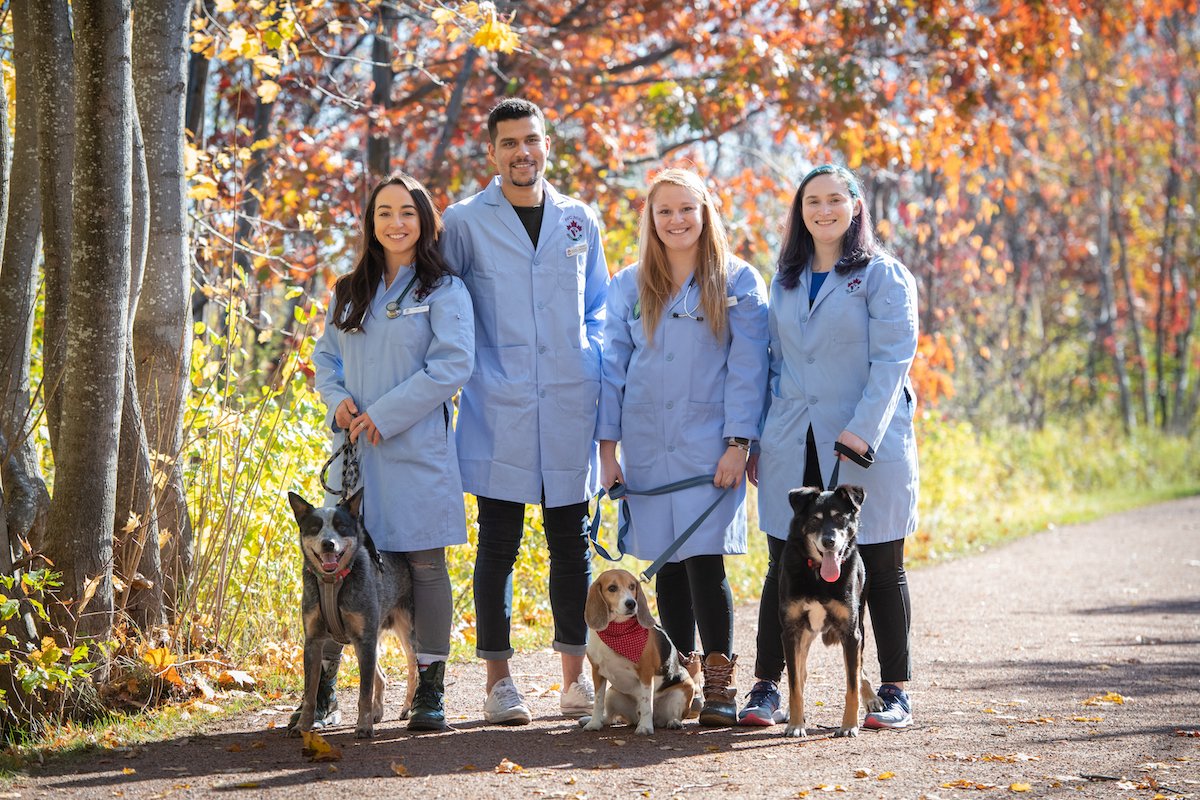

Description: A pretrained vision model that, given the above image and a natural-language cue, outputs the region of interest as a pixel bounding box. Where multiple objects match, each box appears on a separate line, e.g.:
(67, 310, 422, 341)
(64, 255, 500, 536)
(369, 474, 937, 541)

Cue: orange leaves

(300, 730, 341, 762)
(495, 757, 524, 774)
(1082, 691, 1126, 707)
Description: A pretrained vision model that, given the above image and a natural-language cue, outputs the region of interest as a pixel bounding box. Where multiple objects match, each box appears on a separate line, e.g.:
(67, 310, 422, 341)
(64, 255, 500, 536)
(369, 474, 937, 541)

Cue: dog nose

(321, 540, 337, 552)
(624, 599, 636, 611)
(821, 533, 836, 549)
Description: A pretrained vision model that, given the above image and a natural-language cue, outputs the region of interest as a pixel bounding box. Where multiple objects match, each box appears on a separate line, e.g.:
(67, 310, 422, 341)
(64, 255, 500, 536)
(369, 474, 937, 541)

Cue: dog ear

(837, 485, 866, 510)
(287, 491, 314, 524)
(788, 486, 820, 515)
(584, 580, 611, 631)
(634, 582, 656, 630)
(341, 488, 365, 518)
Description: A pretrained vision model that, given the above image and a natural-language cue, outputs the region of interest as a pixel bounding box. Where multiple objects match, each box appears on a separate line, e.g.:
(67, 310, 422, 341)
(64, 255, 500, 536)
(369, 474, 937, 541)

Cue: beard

(507, 161, 543, 188)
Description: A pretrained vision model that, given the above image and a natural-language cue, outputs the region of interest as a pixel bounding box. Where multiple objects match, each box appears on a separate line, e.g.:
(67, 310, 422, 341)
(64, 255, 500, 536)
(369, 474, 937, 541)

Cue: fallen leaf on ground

(1071, 715, 1103, 723)
(301, 730, 341, 762)
(219, 669, 257, 689)
(1010, 783, 1032, 792)
(878, 771, 895, 780)
(390, 762, 411, 777)
(496, 757, 523, 773)
(1082, 691, 1125, 706)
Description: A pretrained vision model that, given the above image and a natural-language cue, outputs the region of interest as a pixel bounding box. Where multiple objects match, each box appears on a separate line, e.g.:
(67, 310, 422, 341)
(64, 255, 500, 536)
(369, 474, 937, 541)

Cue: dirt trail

(13, 496, 1200, 799)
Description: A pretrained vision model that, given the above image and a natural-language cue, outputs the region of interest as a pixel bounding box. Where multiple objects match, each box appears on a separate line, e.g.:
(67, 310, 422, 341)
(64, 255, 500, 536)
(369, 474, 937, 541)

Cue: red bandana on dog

(597, 617, 649, 662)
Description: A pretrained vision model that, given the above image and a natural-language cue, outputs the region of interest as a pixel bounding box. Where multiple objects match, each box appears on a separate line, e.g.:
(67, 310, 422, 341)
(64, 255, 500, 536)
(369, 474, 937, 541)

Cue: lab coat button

(538, 345, 547, 354)
(666, 353, 675, 361)
(667, 445, 675, 453)
(665, 401, 674, 410)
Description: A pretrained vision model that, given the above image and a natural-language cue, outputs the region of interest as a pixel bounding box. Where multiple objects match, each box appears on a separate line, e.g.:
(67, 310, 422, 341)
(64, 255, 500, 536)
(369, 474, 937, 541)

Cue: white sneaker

(483, 677, 531, 725)
(560, 675, 595, 717)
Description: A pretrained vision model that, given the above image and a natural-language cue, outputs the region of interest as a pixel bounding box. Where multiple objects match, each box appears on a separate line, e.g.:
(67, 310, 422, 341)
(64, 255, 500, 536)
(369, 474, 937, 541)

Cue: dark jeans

(754, 426, 913, 684)
(473, 495, 591, 659)
(655, 555, 733, 657)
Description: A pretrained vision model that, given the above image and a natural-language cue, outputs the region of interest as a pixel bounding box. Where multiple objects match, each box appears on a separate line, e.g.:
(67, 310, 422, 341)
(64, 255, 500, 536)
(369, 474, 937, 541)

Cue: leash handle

(320, 436, 361, 502)
(587, 475, 730, 582)
(828, 441, 875, 490)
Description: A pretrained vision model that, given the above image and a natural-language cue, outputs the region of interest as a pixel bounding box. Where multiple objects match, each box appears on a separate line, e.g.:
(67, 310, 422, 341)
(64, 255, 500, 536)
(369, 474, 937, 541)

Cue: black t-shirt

(512, 203, 545, 248)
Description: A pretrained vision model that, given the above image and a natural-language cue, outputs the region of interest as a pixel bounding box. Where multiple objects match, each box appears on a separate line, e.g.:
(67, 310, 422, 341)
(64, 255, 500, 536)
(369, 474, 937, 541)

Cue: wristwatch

(726, 436, 751, 452)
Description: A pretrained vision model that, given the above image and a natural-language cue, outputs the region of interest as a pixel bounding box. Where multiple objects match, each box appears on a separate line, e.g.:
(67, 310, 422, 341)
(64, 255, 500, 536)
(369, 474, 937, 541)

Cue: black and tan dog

(287, 490, 417, 738)
(779, 486, 883, 738)
(582, 569, 700, 735)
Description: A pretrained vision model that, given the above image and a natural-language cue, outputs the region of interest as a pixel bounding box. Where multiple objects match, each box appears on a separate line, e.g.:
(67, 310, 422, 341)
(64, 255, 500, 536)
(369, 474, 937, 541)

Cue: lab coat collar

(805, 264, 840, 312)
(481, 176, 572, 257)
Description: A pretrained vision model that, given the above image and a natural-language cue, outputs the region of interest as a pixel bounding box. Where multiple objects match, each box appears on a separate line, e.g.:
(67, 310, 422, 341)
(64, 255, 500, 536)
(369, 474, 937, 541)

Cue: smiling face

(372, 184, 420, 268)
(801, 172, 860, 250)
(488, 115, 550, 189)
(650, 182, 705, 257)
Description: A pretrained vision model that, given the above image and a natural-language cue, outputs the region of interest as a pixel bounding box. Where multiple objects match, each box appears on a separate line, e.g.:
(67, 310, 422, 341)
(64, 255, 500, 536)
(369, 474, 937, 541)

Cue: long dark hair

(777, 165, 880, 291)
(331, 172, 454, 332)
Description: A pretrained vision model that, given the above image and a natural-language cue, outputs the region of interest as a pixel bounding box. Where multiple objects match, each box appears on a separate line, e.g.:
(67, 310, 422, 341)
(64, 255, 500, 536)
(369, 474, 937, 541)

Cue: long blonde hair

(636, 169, 730, 345)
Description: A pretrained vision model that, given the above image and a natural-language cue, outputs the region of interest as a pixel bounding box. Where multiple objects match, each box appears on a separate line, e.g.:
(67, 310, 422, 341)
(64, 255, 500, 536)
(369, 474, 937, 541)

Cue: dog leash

(827, 441, 875, 489)
(320, 436, 361, 502)
(587, 476, 730, 582)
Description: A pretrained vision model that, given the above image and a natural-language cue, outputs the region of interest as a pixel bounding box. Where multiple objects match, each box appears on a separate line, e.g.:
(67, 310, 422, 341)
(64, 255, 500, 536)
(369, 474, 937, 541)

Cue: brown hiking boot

(699, 652, 738, 726)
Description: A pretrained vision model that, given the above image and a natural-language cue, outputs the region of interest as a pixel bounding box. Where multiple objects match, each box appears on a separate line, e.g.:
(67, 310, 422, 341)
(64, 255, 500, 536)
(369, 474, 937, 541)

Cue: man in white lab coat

(440, 98, 609, 725)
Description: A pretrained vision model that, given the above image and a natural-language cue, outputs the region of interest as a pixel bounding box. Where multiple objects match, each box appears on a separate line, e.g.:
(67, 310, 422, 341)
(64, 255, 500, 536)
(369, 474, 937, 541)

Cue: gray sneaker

(483, 677, 532, 725)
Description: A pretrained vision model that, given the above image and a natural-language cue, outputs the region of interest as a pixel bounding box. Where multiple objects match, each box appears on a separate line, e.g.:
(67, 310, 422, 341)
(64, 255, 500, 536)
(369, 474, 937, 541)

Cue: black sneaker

(287, 659, 341, 730)
(738, 680, 785, 726)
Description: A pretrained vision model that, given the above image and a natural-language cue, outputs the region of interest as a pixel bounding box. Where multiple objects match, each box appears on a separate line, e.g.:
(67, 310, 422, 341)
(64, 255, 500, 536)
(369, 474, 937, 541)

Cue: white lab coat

(441, 177, 609, 507)
(757, 254, 920, 545)
(313, 270, 475, 550)
(597, 259, 769, 560)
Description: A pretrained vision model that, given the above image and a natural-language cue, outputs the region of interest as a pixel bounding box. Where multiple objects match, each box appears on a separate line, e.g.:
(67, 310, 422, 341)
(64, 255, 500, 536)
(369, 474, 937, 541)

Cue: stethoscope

(669, 277, 703, 322)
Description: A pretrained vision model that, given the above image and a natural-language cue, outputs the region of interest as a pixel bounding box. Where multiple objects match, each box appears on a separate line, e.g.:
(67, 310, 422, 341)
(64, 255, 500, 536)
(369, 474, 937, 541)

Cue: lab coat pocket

(477, 344, 531, 384)
(384, 309, 433, 353)
(620, 402, 660, 482)
(556, 253, 586, 294)
(683, 401, 725, 464)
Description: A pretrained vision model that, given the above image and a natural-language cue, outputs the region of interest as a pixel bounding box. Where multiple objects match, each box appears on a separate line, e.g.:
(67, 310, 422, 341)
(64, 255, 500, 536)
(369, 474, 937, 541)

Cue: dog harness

(306, 540, 358, 646)
(597, 617, 650, 663)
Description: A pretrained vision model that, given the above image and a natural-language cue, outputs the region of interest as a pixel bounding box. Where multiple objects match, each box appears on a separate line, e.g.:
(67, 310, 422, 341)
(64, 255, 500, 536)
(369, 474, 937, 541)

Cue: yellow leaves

(1082, 691, 1125, 706)
(941, 778, 998, 790)
(495, 757, 523, 773)
(143, 647, 184, 687)
(188, 175, 220, 201)
(1071, 715, 1103, 723)
(1009, 783, 1033, 792)
(434, 2, 521, 53)
(301, 730, 342, 762)
(390, 761, 411, 777)
(256, 80, 282, 104)
(877, 771, 896, 780)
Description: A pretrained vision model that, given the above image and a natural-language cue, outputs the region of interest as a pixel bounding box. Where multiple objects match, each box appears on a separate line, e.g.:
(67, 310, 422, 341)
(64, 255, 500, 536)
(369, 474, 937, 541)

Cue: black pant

(473, 496, 591, 658)
(754, 427, 912, 683)
(654, 554, 733, 657)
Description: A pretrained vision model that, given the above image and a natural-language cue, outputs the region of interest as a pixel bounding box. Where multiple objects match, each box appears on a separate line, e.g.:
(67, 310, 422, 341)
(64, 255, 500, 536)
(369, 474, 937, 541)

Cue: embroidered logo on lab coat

(846, 277, 862, 293)
(564, 214, 585, 242)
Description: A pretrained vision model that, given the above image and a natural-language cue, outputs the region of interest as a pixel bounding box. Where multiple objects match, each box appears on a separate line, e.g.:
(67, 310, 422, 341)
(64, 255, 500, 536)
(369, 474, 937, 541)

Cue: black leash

(320, 436, 361, 502)
(828, 440, 875, 489)
(587, 475, 731, 582)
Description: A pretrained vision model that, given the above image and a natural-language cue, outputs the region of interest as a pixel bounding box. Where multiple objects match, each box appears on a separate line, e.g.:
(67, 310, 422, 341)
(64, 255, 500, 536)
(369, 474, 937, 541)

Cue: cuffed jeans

(473, 495, 591, 659)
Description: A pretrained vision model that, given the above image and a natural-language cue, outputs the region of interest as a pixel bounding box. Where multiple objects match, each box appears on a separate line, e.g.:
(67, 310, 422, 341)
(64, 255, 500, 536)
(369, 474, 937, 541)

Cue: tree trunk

(44, 0, 134, 637)
(184, 0, 215, 143)
(114, 107, 165, 630)
(132, 0, 192, 621)
(29, 0, 76, 454)
(0, 0, 51, 555)
(367, 4, 399, 178)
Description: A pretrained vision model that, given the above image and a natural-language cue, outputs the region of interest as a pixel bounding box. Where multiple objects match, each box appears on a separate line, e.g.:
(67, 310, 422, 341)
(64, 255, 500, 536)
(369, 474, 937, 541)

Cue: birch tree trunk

(0, 0, 51, 556)
(28, 0, 75, 454)
(44, 0, 134, 637)
(132, 0, 192, 620)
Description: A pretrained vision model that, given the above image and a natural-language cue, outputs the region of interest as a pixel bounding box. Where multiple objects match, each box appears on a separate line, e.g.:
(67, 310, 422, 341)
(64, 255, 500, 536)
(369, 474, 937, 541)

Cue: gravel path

(14, 496, 1200, 799)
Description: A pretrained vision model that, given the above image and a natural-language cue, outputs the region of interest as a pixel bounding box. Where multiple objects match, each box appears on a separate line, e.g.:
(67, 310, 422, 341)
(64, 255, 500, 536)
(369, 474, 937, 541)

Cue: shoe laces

(701, 656, 736, 687)
(491, 680, 523, 705)
(745, 681, 778, 709)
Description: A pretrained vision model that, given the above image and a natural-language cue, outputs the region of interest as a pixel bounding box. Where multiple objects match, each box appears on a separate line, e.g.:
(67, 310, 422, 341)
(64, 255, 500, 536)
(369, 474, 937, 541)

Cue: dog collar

(597, 617, 649, 663)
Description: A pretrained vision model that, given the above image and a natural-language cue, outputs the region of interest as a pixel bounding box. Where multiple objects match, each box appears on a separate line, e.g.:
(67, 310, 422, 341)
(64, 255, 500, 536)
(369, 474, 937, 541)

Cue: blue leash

(587, 475, 730, 582)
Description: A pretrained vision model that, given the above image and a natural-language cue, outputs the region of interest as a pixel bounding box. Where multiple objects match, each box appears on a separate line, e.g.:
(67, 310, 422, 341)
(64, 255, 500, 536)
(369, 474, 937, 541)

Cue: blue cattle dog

(287, 490, 417, 738)
(779, 485, 884, 738)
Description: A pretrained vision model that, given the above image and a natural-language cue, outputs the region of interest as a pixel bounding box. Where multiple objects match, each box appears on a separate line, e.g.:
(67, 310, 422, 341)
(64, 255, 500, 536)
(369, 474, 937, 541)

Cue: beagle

(582, 569, 700, 735)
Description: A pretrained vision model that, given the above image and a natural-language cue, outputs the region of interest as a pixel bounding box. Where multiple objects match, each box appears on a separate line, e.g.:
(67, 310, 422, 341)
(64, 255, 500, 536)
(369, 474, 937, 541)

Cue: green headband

(801, 164, 860, 198)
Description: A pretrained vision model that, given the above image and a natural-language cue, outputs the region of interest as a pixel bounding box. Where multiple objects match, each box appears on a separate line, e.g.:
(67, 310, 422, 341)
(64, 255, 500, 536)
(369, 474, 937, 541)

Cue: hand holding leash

(349, 411, 381, 446)
(334, 397, 359, 430)
(714, 445, 748, 489)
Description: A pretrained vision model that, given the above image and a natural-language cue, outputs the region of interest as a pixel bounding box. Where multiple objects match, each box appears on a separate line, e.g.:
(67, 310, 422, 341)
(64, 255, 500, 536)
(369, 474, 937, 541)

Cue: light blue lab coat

(440, 177, 609, 508)
(597, 260, 769, 561)
(757, 254, 920, 545)
(313, 270, 475, 551)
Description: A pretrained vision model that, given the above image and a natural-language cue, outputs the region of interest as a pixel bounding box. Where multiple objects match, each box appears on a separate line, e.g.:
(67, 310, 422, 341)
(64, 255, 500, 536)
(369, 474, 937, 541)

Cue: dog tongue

(820, 551, 841, 582)
(321, 553, 340, 572)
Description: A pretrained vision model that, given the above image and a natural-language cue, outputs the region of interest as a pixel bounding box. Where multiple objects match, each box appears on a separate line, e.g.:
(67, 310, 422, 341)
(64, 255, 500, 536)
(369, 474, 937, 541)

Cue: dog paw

(635, 724, 654, 736)
(783, 724, 807, 738)
(372, 710, 384, 724)
(834, 726, 859, 738)
(355, 725, 374, 739)
(581, 716, 604, 731)
(663, 719, 683, 730)
(397, 705, 411, 720)
(286, 726, 305, 739)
